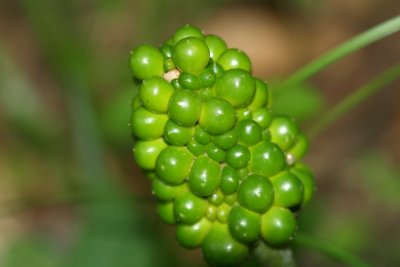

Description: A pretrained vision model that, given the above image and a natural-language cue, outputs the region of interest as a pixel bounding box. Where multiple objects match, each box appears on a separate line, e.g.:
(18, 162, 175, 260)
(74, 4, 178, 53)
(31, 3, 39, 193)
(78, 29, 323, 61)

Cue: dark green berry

(237, 174, 274, 213)
(208, 190, 225, 206)
(178, 72, 201, 90)
(228, 205, 261, 243)
(159, 44, 173, 58)
(188, 156, 221, 197)
(226, 144, 250, 170)
(250, 142, 286, 177)
(290, 164, 315, 207)
(213, 128, 238, 150)
(237, 119, 263, 146)
(199, 68, 217, 88)
(194, 125, 212, 145)
(220, 166, 240, 195)
(287, 133, 309, 162)
(206, 143, 226, 162)
(187, 139, 206, 156)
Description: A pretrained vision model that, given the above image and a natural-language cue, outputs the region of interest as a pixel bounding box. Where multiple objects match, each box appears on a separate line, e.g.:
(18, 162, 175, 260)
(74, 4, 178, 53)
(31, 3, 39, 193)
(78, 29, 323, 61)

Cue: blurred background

(0, 0, 399, 266)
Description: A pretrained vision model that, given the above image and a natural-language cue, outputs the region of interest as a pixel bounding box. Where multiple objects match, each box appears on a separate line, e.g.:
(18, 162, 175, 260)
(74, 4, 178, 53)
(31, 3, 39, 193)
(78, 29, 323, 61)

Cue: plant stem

(308, 61, 400, 138)
(278, 15, 400, 92)
(294, 232, 372, 267)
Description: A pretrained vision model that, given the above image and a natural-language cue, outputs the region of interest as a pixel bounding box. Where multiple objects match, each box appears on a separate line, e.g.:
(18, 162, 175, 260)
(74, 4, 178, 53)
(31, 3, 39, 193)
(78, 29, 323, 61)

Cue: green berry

(206, 205, 217, 221)
(228, 205, 261, 243)
(248, 79, 269, 111)
(155, 146, 194, 185)
(213, 128, 238, 150)
(226, 144, 250, 170)
(215, 69, 256, 108)
(168, 89, 202, 127)
(171, 78, 182, 89)
(269, 116, 299, 151)
(236, 108, 252, 121)
(287, 133, 309, 162)
(220, 166, 240, 195)
(159, 44, 173, 58)
(261, 207, 297, 246)
(173, 24, 204, 44)
(250, 142, 286, 177)
(174, 191, 208, 224)
(237, 119, 263, 146)
(208, 190, 225, 206)
(216, 203, 231, 223)
(271, 171, 304, 208)
(194, 125, 212, 145)
(201, 222, 249, 267)
(199, 97, 237, 135)
(139, 77, 175, 113)
(131, 107, 168, 140)
(173, 37, 210, 73)
(199, 68, 217, 88)
(163, 58, 176, 72)
(237, 174, 274, 213)
(217, 48, 251, 72)
(252, 108, 272, 129)
(157, 201, 176, 224)
(205, 34, 227, 61)
(152, 178, 187, 201)
(178, 72, 201, 90)
(207, 61, 225, 78)
(290, 164, 315, 207)
(224, 193, 237, 206)
(187, 139, 206, 156)
(188, 156, 221, 197)
(133, 138, 167, 170)
(176, 218, 212, 248)
(163, 120, 194, 146)
(206, 143, 226, 162)
(131, 94, 142, 110)
(129, 45, 164, 80)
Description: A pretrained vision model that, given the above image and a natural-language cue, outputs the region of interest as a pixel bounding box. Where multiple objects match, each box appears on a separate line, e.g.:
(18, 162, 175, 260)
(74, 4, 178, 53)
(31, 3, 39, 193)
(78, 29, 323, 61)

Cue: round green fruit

(237, 174, 274, 213)
(201, 222, 249, 267)
(168, 89, 202, 127)
(271, 171, 304, 208)
(139, 77, 175, 113)
(217, 48, 251, 72)
(131, 107, 168, 140)
(129, 45, 164, 80)
(215, 69, 256, 108)
(188, 156, 221, 197)
(133, 138, 167, 170)
(199, 97, 237, 135)
(269, 116, 299, 151)
(176, 218, 212, 248)
(250, 142, 286, 177)
(261, 206, 297, 246)
(205, 34, 227, 61)
(155, 146, 194, 185)
(173, 37, 210, 73)
(174, 192, 208, 224)
(228, 205, 261, 243)
(163, 120, 194, 146)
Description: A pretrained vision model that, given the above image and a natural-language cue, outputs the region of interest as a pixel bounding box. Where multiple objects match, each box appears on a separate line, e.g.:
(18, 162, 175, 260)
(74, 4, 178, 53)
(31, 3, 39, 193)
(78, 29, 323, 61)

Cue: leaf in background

(357, 151, 400, 211)
(271, 82, 326, 122)
(1, 236, 59, 267)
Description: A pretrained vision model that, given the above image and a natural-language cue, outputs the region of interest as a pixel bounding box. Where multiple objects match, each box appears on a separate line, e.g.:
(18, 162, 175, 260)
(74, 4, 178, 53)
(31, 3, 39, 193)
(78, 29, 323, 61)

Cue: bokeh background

(0, 0, 399, 266)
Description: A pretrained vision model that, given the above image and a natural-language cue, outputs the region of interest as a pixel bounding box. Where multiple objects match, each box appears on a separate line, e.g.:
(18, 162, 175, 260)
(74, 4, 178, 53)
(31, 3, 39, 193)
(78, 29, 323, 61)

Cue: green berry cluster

(129, 24, 315, 267)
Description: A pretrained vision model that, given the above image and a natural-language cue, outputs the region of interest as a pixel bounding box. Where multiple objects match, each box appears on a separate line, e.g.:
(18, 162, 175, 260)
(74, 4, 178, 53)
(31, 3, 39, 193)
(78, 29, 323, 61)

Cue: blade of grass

(278, 15, 400, 92)
(307, 61, 400, 138)
(294, 232, 372, 267)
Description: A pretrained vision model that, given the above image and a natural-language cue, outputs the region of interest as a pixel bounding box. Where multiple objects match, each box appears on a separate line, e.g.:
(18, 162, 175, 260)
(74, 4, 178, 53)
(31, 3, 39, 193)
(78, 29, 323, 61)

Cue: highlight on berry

(129, 24, 315, 267)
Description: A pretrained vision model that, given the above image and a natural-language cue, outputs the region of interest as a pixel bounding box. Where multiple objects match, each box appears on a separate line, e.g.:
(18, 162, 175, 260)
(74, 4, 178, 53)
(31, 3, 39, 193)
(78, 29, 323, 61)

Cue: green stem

(308, 61, 400, 138)
(294, 232, 372, 267)
(278, 15, 400, 91)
